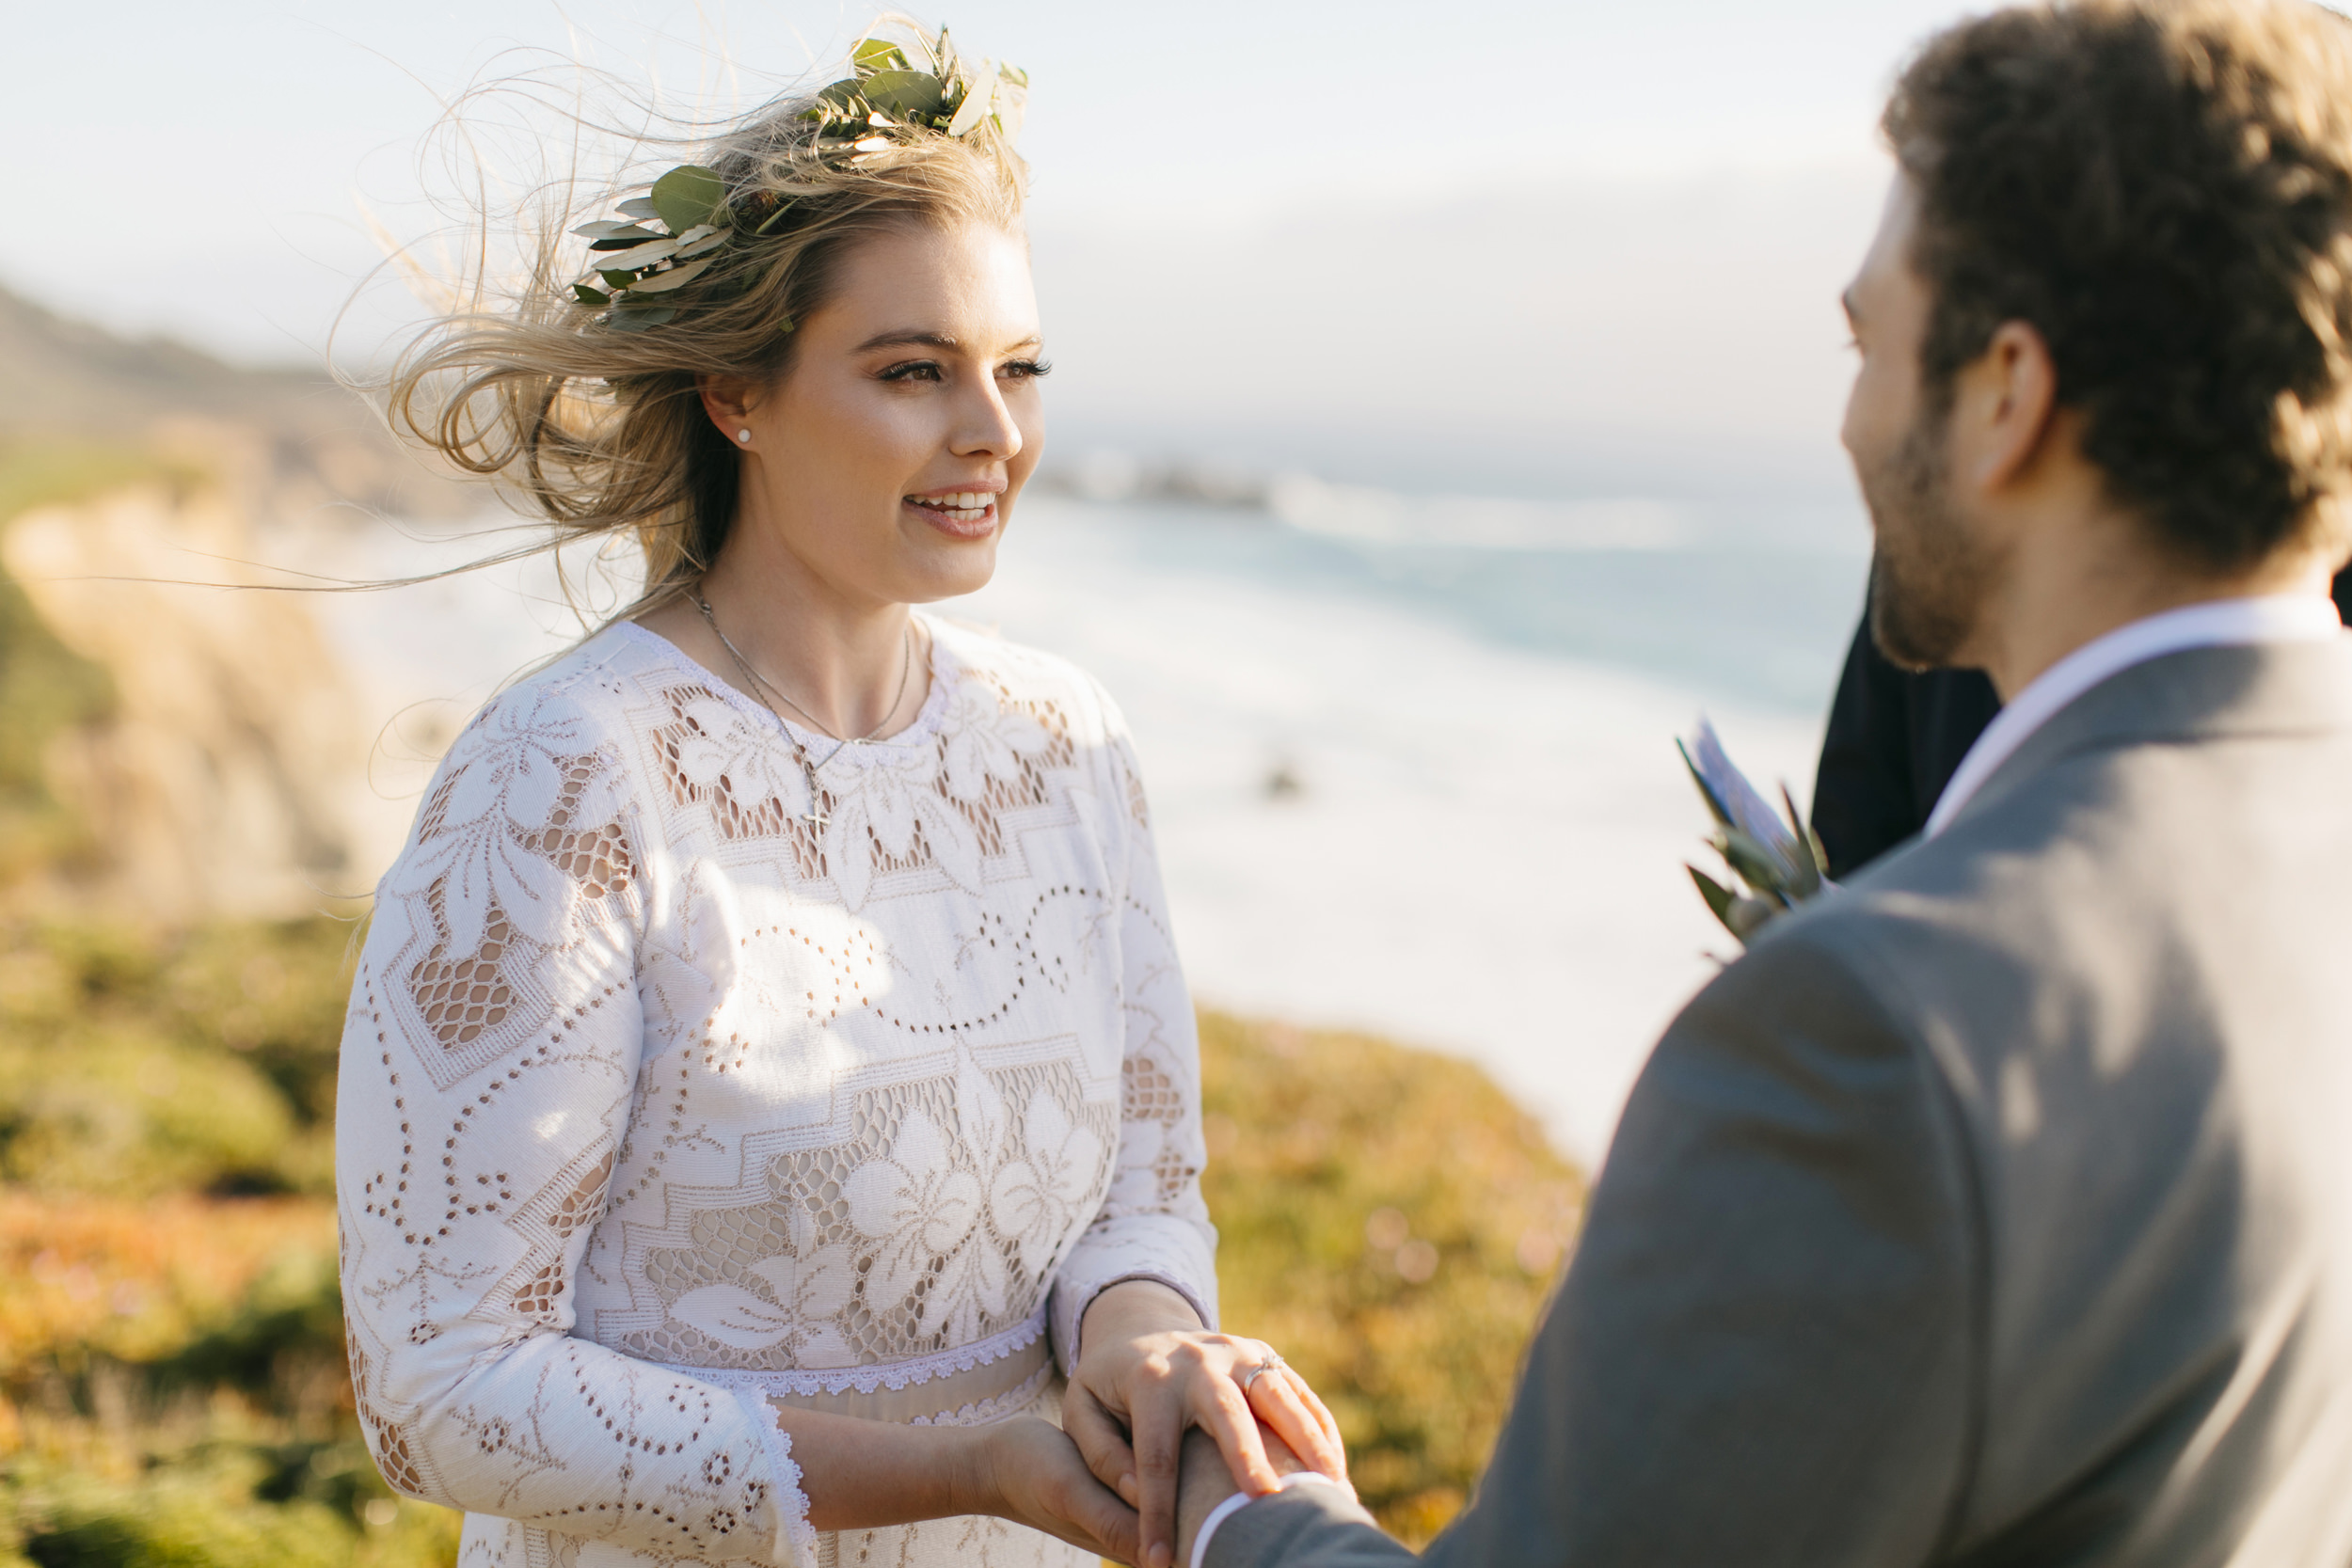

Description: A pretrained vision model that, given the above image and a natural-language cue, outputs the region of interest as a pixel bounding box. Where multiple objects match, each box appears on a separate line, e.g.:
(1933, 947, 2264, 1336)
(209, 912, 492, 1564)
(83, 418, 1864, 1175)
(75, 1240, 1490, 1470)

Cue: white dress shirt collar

(1924, 594, 2344, 840)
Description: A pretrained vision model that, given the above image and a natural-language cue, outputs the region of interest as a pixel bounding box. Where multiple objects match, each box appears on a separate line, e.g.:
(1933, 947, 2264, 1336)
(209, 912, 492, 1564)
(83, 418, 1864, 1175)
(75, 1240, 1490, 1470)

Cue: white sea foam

(311, 495, 1832, 1165)
(948, 499, 1825, 1164)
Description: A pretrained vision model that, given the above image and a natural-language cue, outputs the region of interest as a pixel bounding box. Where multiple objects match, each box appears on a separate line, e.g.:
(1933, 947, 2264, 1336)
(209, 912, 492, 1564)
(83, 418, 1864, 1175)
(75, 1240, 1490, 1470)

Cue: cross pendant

(802, 809, 829, 831)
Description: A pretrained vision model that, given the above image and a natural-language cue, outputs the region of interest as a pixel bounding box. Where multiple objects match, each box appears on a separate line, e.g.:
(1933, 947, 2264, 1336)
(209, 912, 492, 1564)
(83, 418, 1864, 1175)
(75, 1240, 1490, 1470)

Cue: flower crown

(570, 29, 1027, 331)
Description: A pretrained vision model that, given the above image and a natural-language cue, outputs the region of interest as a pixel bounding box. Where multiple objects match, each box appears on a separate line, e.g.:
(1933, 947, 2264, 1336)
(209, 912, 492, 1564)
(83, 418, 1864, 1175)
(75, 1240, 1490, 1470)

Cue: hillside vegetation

(0, 902, 1583, 1562)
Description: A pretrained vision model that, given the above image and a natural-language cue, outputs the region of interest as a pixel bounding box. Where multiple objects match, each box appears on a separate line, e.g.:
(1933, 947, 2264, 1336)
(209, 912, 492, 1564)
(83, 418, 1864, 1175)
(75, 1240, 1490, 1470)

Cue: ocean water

(322, 491, 1871, 1164)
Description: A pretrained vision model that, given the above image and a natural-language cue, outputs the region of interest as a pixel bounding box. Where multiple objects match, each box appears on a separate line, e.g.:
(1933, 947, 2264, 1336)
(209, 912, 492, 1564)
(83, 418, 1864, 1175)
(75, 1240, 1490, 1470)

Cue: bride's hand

(1065, 1280, 1347, 1568)
(963, 1416, 1140, 1561)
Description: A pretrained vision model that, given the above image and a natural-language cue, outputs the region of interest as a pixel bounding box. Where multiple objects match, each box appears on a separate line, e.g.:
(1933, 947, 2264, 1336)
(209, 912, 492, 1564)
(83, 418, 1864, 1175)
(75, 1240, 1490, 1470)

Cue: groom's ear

(1947, 319, 2063, 504)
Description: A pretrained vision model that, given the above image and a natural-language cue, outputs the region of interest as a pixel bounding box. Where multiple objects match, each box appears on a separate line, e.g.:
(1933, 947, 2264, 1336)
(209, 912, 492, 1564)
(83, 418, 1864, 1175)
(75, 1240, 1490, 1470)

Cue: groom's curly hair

(1887, 0, 2352, 572)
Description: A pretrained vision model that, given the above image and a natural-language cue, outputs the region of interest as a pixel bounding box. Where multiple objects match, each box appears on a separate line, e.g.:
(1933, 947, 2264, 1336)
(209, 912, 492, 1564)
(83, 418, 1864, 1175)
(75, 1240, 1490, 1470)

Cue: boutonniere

(1678, 718, 1832, 946)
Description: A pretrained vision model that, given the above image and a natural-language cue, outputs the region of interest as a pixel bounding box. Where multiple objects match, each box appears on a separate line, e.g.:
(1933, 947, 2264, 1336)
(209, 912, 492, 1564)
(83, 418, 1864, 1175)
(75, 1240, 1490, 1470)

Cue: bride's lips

(903, 486, 1004, 540)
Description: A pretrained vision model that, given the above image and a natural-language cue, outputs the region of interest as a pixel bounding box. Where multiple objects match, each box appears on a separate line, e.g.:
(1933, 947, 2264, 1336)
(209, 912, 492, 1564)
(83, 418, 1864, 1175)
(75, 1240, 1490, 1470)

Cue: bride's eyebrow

(855, 329, 1044, 354)
(859, 329, 959, 351)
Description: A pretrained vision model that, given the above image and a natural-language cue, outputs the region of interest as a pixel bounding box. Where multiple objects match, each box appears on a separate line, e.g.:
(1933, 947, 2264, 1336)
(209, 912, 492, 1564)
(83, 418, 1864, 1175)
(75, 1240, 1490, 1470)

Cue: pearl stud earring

(736, 429, 752, 445)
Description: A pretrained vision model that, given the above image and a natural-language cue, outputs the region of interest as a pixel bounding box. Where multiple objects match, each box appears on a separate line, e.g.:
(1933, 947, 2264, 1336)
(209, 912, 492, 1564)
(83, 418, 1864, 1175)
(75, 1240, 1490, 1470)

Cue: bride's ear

(696, 372, 760, 442)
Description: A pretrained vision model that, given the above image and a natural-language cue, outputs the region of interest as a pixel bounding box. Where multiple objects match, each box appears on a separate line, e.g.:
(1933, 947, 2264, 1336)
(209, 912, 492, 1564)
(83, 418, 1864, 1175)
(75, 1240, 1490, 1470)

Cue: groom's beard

(1862, 404, 1993, 671)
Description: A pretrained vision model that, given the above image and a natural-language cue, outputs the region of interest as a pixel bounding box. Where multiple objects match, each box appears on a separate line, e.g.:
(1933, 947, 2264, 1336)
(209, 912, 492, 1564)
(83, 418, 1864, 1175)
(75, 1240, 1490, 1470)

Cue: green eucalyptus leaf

(675, 228, 728, 259)
(589, 225, 665, 250)
(818, 79, 866, 112)
(599, 236, 680, 270)
(573, 220, 642, 240)
(571, 282, 610, 305)
(650, 165, 727, 232)
(616, 197, 663, 221)
(862, 69, 947, 119)
(598, 269, 636, 290)
(852, 38, 907, 73)
(608, 302, 678, 332)
(621, 254, 716, 293)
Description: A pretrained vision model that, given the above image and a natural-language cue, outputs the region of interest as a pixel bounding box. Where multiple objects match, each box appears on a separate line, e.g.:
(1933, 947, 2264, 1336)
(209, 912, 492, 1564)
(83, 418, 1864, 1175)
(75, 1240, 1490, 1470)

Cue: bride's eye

(878, 360, 945, 383)
(999, 358, 1052, 381)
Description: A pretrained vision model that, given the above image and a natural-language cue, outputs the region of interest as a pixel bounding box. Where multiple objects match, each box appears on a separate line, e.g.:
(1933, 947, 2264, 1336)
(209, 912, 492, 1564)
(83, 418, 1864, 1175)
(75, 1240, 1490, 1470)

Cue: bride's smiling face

(709, 220, 1046, 607)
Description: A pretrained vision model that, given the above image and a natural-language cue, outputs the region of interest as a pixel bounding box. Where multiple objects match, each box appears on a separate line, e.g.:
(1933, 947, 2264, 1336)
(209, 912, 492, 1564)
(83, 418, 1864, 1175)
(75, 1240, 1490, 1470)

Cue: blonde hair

(383, 35, 1027, 619)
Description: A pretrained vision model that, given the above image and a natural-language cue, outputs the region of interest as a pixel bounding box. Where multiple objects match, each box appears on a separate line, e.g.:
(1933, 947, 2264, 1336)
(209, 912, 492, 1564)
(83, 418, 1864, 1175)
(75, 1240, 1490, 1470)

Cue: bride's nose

(948, 376, 1024, 462)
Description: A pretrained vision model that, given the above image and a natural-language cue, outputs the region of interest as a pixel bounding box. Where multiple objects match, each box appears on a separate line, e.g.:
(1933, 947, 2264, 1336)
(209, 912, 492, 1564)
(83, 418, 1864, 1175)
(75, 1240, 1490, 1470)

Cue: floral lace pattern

(339, 617, 1217, 1568)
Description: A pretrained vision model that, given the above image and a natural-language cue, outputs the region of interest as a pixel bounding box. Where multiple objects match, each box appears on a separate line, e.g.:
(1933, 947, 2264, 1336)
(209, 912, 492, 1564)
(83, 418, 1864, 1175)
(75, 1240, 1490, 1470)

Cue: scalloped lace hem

(906, 1360, 1056, 1428)
(660, 1305, 1048, 1398)
(731, 1387, 818, 1568)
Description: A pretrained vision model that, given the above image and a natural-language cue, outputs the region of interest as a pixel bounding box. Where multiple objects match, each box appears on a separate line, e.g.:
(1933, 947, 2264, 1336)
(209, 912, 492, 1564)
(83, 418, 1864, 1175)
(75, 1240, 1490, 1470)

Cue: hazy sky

(11, 0, 1982, 496)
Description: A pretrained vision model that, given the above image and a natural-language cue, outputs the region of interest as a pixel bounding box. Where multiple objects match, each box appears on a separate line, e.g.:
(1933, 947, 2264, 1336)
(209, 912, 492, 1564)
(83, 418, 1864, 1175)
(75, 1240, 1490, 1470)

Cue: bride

(336, 26, 1343, 1568)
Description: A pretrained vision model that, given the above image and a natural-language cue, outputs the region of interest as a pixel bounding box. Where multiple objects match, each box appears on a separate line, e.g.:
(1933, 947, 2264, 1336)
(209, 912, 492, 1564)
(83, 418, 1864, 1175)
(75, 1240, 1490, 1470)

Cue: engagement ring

(1239, 1349, 1287, 1392)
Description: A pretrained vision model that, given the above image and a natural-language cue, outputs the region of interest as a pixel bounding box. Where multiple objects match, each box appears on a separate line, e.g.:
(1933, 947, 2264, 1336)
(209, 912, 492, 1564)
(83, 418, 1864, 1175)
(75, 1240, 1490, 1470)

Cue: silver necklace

(691, 590, 916, 830)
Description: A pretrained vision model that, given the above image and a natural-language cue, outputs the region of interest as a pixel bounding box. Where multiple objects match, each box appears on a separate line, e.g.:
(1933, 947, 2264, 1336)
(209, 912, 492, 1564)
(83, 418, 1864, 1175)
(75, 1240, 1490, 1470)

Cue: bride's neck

(665, 524, 924, 740)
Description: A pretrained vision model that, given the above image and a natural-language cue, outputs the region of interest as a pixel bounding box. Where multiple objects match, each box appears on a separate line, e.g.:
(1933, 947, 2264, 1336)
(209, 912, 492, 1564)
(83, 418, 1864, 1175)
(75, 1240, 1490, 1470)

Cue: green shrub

(0, 920, 350, 1197)
(0, 1438, 459, 1568)
(1199, 1012, 1587, 1543)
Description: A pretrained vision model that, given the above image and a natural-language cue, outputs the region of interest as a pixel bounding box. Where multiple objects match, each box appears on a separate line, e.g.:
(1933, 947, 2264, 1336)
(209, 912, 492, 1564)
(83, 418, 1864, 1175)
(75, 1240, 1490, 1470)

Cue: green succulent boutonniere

(568, 27, 1025, 331)
(1678, 718, 1834, 946)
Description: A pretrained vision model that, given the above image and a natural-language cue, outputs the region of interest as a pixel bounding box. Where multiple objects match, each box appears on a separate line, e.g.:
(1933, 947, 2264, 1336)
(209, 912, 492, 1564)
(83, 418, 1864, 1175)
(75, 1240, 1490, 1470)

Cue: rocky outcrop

(2, 473, 416, 919)
(0, 284, 501, 918)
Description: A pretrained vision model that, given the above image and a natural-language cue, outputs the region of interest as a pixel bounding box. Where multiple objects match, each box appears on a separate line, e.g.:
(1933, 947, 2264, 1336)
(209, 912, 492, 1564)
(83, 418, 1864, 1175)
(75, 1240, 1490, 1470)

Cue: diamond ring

(1238, 1348, 1288, 1392)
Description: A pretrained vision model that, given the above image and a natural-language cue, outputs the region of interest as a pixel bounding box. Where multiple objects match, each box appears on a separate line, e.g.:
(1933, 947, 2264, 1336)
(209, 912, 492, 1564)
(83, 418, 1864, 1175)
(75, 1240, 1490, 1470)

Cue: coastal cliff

(0, 288, 474, 918)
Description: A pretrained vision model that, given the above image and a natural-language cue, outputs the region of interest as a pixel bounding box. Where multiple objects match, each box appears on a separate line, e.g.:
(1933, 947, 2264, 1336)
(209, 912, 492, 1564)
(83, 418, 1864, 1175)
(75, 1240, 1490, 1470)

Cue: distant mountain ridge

(0, 282, 359, 437)
(0, 281, 471, 523)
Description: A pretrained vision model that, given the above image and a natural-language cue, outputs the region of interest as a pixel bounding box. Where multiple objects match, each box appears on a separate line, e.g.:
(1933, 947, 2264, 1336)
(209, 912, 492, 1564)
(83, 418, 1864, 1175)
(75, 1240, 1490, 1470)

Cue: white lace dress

(337, 616, 1218, 1568)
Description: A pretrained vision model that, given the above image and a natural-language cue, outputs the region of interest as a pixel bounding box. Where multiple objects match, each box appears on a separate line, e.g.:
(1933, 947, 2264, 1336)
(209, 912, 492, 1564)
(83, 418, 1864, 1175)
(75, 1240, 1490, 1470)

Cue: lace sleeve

(1048, 721, 1222, 1370)
(337, 679, 815, 1567)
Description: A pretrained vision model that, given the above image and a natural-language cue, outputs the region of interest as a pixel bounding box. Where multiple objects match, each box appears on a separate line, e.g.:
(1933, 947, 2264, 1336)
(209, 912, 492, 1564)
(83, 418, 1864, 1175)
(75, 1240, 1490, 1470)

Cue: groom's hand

(1067, 1282, 1345, 1568)
(1175, 1423, 1317, 1568)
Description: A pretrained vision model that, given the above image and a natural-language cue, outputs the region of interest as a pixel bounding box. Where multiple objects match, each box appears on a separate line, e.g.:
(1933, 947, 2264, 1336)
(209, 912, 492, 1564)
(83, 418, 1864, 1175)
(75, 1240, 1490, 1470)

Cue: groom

(1178, 2, 2352, 1564)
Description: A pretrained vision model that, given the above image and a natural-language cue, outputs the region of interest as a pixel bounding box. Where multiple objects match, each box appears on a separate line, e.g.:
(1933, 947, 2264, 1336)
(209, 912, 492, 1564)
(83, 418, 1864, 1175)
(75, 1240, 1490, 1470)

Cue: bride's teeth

(908, 492, 995, 517)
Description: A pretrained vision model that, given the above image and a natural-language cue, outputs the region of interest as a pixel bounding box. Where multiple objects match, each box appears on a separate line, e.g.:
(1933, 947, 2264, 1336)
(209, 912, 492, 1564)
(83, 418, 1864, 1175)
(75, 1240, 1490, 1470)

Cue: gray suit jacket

(1210, 641, 2352, 1568)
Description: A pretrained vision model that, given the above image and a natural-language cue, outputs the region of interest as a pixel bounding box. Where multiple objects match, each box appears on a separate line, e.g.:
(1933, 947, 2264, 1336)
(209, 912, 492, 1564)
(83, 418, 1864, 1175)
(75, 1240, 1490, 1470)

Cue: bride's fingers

(1052, 1466, 1141, 1563)
(1287, 1372, 1347, 1465)
(1129, 1383, 1192, 1568)
(1246, 1371, 1346, 1481)
(1061, 1381, 1140, 1503)
(1189, 1370, 1280, 1497)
